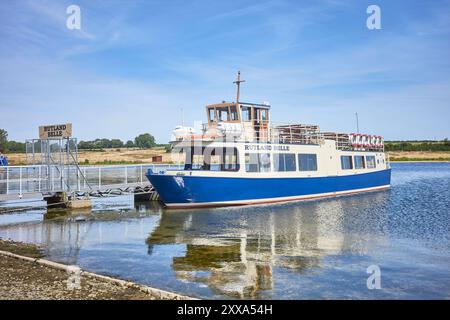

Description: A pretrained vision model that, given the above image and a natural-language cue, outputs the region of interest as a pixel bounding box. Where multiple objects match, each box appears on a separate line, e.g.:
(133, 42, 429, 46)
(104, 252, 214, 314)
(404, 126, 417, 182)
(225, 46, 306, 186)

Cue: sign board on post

(39, 123, 72, 139)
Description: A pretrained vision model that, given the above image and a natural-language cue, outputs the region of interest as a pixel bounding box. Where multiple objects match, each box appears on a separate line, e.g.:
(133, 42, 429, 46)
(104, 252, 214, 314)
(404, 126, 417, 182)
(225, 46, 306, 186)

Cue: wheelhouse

(205, 101, 271, 142)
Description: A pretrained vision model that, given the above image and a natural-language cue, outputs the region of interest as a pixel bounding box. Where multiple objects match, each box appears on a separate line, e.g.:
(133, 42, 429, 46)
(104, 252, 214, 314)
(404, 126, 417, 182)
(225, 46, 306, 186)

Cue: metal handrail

(0, 163, 183, 197)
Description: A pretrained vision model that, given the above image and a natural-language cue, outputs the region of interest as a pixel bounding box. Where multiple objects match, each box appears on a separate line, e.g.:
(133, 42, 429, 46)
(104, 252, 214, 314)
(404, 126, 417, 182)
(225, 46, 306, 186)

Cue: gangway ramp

(0, 164, 182, 202)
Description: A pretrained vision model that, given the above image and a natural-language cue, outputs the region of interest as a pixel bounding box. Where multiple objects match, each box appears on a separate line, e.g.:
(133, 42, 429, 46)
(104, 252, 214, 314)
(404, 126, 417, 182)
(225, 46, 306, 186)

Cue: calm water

(0, 163, 449, 299)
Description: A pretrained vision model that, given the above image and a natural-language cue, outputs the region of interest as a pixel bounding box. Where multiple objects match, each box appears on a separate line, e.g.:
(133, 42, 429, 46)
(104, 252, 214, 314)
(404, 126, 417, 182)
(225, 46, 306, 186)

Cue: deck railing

(0, 163, 183, 198)
(194, 121, 324, 145)
(179, 121, 385, 152)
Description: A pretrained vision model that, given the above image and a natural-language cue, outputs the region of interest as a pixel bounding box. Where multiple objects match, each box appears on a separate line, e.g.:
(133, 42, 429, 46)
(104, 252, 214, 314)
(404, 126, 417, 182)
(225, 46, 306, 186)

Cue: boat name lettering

(39, 123, 72, 139)
(244, 145, 289, 151)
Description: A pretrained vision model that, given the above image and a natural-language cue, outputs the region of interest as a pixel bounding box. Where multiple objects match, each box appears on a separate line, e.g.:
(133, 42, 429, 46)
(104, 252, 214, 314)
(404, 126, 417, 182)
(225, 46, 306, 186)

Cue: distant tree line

(0, 129, 169, 153)
(0, 129, 26, 152)
(384, 139, 450, 152)
(77, 133, 160, 150)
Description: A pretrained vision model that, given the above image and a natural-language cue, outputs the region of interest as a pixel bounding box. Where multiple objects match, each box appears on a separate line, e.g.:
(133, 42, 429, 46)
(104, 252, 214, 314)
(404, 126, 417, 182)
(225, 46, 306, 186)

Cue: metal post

(59, 139, 63, 190)
(66, 138, 70, 191)
(125, 166, 128, 184)
(6, 167, 9, 194)
(51, 165, 54, 191)
(75, 139, 80, 191)
(38, 165, 41, 192)
(98, 167, 101, 189)
(19, 167, 22, 196)
(140, 165, 143, 184)
(25, 167, 28, 193)
(83, 167, 86, 189)
(77, 166, 80, 191)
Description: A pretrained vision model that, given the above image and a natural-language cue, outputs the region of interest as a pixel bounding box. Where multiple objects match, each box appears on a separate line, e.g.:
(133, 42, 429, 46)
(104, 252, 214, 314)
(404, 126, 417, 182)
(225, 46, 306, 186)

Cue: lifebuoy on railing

(349, 133, 357, 148)
(349, 134, 385, 149)
(355, 134, 361, 148)
(370, 135, 375, 148)
(361, 134, 366, 148)
(347, 133, 385, 150)
(366, 135, 371, 148)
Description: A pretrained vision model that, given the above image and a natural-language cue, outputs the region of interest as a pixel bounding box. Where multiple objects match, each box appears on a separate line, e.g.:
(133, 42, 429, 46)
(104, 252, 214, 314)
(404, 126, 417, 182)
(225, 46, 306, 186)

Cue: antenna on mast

(233, 71, 246, 103)
(181, 107, 184, 127)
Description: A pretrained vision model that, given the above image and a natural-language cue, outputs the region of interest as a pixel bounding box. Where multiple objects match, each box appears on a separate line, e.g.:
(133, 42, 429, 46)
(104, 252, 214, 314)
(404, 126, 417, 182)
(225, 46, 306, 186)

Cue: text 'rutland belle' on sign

(39, 123, 72, 139)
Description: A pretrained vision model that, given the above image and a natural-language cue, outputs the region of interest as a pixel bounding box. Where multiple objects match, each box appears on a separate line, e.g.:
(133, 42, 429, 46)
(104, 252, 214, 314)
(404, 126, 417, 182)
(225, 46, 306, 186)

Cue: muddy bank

(0, 239, 44, 258)
(0, 239, 190, 300)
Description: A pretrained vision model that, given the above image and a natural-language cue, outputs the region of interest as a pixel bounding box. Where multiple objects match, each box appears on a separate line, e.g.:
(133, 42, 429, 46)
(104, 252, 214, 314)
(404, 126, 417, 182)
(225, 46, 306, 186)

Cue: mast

(233, 71, 246, 103)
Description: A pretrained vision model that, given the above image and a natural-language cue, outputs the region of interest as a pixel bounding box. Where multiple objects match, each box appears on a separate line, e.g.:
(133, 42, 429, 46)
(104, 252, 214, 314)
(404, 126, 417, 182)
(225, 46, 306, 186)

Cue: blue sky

(0, 0, 449, 143)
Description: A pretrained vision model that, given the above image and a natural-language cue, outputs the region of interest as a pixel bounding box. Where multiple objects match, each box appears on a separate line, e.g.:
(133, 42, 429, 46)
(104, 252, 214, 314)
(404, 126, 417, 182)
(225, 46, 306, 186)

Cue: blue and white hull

(148, 74, 391, 209)
(146, 168, 391, 208)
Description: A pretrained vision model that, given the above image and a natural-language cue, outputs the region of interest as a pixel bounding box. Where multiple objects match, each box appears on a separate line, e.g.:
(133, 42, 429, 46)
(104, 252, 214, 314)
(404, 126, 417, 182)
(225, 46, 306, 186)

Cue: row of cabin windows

(209, 107, 239, 122)
(245, 153, 318, 172)
(184, 148, 319, 173)
(208, 105, 269, 123)
(185, 148, 378, 173)
(341, 155, 377, 170)
(185, 147, 240, 171)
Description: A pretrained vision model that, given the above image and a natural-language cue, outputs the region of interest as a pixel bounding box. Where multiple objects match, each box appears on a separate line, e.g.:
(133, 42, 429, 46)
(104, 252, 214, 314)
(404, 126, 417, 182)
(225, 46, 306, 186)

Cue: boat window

(188, 147, 206, 170)
(222, 148, 239, 171)
(354, 155, 365, 169)
(340, 155, 353, 170)
(298, 154, 317, 171)
(245, 153, 271, 172)
(259, 153, 271, 172)
(202, 147, 220, 171)
(245, 153, 259, 172)
(274, 153, 296, 172)
(230, 105, 239, 121)
(209, 108, 216, 123)
(366, 156, 376, 168)
(254, 109, 260, 122)
(261, 109, 268, 122)
(241, 107, 251, 121)
(217, 107, 229, 121)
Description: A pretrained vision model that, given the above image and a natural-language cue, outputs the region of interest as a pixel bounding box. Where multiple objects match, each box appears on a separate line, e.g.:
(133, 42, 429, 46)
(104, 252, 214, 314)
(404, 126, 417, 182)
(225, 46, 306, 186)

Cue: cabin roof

(206, 101, 271, 109)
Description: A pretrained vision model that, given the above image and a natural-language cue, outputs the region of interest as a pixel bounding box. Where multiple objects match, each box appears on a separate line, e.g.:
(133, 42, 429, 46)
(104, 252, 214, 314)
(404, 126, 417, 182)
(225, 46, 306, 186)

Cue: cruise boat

(146, 72, 391, 208)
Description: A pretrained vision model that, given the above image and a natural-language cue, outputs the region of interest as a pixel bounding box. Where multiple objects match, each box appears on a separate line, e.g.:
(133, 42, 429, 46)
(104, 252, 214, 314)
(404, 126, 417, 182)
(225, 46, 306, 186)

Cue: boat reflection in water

(0, 191, 390, 299)
(146, 191, 390, 298)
